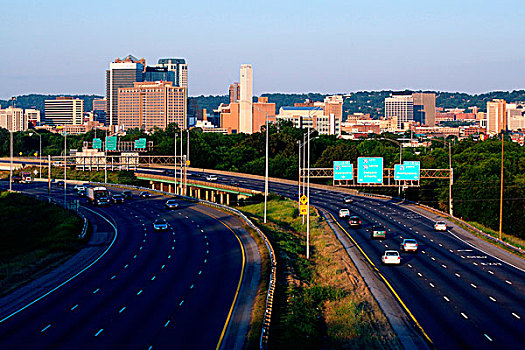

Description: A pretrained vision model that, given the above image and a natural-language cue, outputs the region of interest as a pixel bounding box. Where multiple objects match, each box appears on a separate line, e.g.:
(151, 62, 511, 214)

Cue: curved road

(0, 182, 251, 349)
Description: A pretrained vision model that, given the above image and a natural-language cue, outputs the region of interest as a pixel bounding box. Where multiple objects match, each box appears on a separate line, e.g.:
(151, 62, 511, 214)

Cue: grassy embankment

(0, 191, 85, 297)
(240, 195, 401, 350)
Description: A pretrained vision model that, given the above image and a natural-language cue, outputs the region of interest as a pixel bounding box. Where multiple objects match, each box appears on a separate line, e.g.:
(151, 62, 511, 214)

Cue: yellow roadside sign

(300, 195, 308, 205)
(300, 204, 308, 215)
(186, 160, 191, 166)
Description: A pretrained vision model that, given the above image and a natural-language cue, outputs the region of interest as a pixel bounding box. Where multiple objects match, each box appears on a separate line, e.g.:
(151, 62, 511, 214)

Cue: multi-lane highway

(164, 168, 525, 349)
(0, 181, 259, 349)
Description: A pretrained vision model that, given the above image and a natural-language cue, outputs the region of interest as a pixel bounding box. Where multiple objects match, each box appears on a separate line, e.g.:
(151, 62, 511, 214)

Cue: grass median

(240, 195, 401, 349)
(0, 191, 85, 297)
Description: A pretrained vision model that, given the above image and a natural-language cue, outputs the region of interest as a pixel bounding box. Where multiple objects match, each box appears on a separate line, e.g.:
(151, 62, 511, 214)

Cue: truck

(20, 171, 32, 183)
(87, 186, 111, 206)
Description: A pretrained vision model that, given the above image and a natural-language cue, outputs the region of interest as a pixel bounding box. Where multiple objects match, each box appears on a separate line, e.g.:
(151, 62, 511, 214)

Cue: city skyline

(1, 0, 525, 99)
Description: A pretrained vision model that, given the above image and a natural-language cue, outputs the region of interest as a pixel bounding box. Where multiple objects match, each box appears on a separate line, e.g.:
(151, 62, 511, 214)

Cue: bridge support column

(205, 190, 209, 201)
(219, 192, 224, 204)
(160, 183, 164, 192)
(226, 193, 230, 205)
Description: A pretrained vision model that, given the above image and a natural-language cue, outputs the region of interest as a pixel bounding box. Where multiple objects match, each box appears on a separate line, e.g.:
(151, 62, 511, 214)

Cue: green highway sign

(394, 161, 421, 180)
(106, 136, 117, 151)
(357, 157, 384, 184)
(333, 161, 353, 180)
(93, 138, 102, 149)
(135, 138, 147, 149)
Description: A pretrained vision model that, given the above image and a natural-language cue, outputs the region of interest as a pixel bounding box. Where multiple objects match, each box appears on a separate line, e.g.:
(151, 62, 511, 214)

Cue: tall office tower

(385, 92, 414, 128)
(118, 81, 186, 131)
(44, 97, 84, 125)
(487, 99, 507, 135)
(106, 55, 145, 126)
(156, 58, 187, 87)
(25, 109, 41, 127)
(0, 107, 26, 132)
(229, 82, 240, 103)
(144, 66, 176, 85)
(413, 93, 436, 126)
(239, 64, 253, 134)
(92, 98, 107, 112)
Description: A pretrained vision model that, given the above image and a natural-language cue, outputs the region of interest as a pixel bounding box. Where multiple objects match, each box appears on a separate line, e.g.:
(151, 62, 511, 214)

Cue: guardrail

(87, 181, 277, 349)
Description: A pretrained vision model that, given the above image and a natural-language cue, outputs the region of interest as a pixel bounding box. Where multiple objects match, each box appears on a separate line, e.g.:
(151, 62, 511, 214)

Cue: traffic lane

(0, 196, 171, 349)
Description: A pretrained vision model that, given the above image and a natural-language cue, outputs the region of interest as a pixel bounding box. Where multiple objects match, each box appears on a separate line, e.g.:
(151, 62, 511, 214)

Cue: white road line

(139, 247, 143, 250)
(489, 296, 497, 302)
(455, 273, 461, 277)
(41, 324, 51, 332)
(204, 259, 207, 263)
(484, 334, 493, 342)
(443, 296, 450, 302)
(470, 283, 477, 289)
(506, 280, 512, 285)
(449, 249, 454, 253)
(429, 283, 435, 288)
(164, 320, 171, 327)
(111, 275, 116, 280)
(206, 250, 209, 254)
(179, 300, 184, 306)
(94, 329, 104, 337)
(71, 304, 79, 311)
(442, 264, 447, 269)
(151, 276, 156, 281)
(439, 243, 443, 247)
(417, 272, 423, 277)
(172, 246, 175, 250)
(461, 313, 468, 319)
(92, 288, 100, 294)
(407, 264, 412, 268)
(168, 255, 171, 259)
(161, 265, 166, 269)
(134, 254, 138, 258)
(198, 270, 202, 275)
(473, 262, 478, 266)
(119, 307, 126, 313)
(422, 251, 426, 254)
(190, 284, 194, 289)
(488, 270, 494, 275)
(512, 313, 520, 319)
(137, 290, 143, 295)
(431, 257, 436, 261)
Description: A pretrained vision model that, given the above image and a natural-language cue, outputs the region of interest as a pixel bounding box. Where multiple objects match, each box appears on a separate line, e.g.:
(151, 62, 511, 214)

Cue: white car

(400, 239, 418, 252)
(434, 221, 447, 232)
(339, 209, 350, 218)
(206, 174, 218, 181)
(382, 250, 401, 265)
(153, 218, 169, 231)
(74, 185, 85, 191)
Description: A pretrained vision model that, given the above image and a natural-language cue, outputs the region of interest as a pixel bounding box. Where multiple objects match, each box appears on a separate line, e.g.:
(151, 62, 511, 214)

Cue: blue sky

(1, 0, 524, 99)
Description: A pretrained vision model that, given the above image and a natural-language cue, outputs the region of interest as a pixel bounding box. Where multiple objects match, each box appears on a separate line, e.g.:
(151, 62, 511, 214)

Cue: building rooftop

(281, 106, 321, 111)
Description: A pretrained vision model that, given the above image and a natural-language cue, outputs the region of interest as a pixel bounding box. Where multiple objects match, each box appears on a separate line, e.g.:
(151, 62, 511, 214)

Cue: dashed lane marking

(94, 329, 104, 337)
(41, 324, 51, 333)
(119, 307, 126, 313)
(71, 304, 79, 311)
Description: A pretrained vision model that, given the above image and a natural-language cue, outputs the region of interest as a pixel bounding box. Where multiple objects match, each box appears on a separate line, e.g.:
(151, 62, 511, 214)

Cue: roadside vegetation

(0, 191, 85, 296)
(240, 196, 401, 349)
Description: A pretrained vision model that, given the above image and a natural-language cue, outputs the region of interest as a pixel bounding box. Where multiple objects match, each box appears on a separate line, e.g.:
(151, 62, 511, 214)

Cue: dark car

(56, 180, 65, 187)
(348, 216, 362, 228)
(122, 190, 133, 199)
(77, 189, 86, 197)
(165, 199, 179, 209)
(112, 194, 125, 204)
(229, 180, 240, 186)
(370, 225, 386, 239)
(140, 191, 151, 198)
(12, 175, 22, 183)
(164, 169, 175, 176)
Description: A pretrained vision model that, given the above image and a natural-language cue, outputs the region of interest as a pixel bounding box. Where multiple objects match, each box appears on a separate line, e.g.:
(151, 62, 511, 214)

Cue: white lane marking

(384, 244, 388, 247)
(172, 246, 175, 250)
(179, 300, 184, 306)
(206, 250, 209, 254)
(204, 236, 207, 239)
(429, 283, 435, 288)
(206, 242, 209, 246)
(168, 255, 171, 259)
(484, 334, 493, 342)
(443, 296, 450, 302)
(111, 275, 116, 280)
(506, 280, 512, 285)
(198, 270, 202, 275)
(94, 329, 104, 337)
(41, 324, 52, 332)
(134, 254, 138, 258)
(151, 276, 156, 281)
(139, 247, 143, 250)
(0, 206, 118, 324)
(124, 264, 129, 269)
(190, 284, 194, 289)
(70, 304, 79, 311)
(473, 262, 478, 266)
(161, 265, 166, 269)
(470, 283, 477, 289)
(439, 243, 443, 247)
(461, 313, 468, 319)
(143, 239, 146, 243)
(417, 272, 423, 277)
(431, 257, 436, 261)
(512, 313, 520, 319)
(407, 264, 412, 268)
(164, 320, 171, 327)
(488, 270, 494, 275)
(119, 307, 126, 313)
(441, 264, 447, 269)
(449, 249, 454, 253)
(455, 273, 461, 277)
(422, 251, 426, 254)
(204, 259, 207, 263)
(92, 288, 100, 294)
(137, 290, 143, 295)
(489, 296, 497, 302)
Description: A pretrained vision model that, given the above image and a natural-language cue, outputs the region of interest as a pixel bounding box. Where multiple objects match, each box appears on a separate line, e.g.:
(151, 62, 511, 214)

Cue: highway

(0, 181, 255, 349)
(163, 168, 525, 349)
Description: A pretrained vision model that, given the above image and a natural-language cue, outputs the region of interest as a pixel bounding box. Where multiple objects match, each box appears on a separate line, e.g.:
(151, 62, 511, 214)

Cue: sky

(1, 0, 524, 99)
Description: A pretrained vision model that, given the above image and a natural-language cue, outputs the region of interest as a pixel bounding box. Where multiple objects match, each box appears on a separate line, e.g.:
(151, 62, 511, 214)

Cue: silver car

(400, 239, 418, 252)
(382, 250, 401, 265)
(153, 218, 169, 231)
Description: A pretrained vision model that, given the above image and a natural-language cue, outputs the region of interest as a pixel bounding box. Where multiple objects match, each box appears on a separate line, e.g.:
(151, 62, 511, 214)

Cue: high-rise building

(118, 81, 186, 131)
(44, 97, 84, 125)
(239, 64, 253, 133)
(106, 55, 145, 126)
(156, 58, 187, 88)
(25, 109, 41, 127)
(0, 107, 26, 132)
(229, 82, 240, 103)
(144, 66, 176, 85)
(413, 93, 436, 126)
(487, 99, 506, 135)
(93, 98, 107, 112)
(385, 93, 414, 128)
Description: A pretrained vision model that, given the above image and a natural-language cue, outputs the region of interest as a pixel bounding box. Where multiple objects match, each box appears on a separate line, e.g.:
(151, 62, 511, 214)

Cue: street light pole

(180, 129, 183, 195)
(9, 130, 13, 192)
(104, 130, 108, 184)
(498, 133, 504, 241)
(174, 133, 177, 194)
(63, 131, 67, 205)
(297, 140, 301, 211)
(264, 113, 269, 224)
(449, 141, 453, 217)
(306, 127, 311, 260)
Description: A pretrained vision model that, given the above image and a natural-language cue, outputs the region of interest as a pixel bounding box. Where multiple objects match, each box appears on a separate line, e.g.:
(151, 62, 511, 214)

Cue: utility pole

(48, 155, 51, 200)
(63, 131, 67, 205)
(449, 141, 453, 216)
(264, 114, 269, 223)
(174, 133, 177, 194)
(9, 130, 13, 192)
(180, 129, 183, 195)
(498, 133, 504, 241)
(104, 130, 108, 184)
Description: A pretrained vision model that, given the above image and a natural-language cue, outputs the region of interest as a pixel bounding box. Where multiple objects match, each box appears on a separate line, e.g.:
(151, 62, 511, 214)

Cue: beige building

(118, 81, 186, 131)
(0, 107, 27, 132)
(239, 64, 253, 133)
(25, 109, 41, 127)
(413, 93, 436, 126)
(45, 97, 84, 126)
(487, 99, 506, 135)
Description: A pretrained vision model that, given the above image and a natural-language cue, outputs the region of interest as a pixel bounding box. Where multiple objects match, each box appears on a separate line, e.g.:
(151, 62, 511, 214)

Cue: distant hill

(0, 94, 103, 112)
